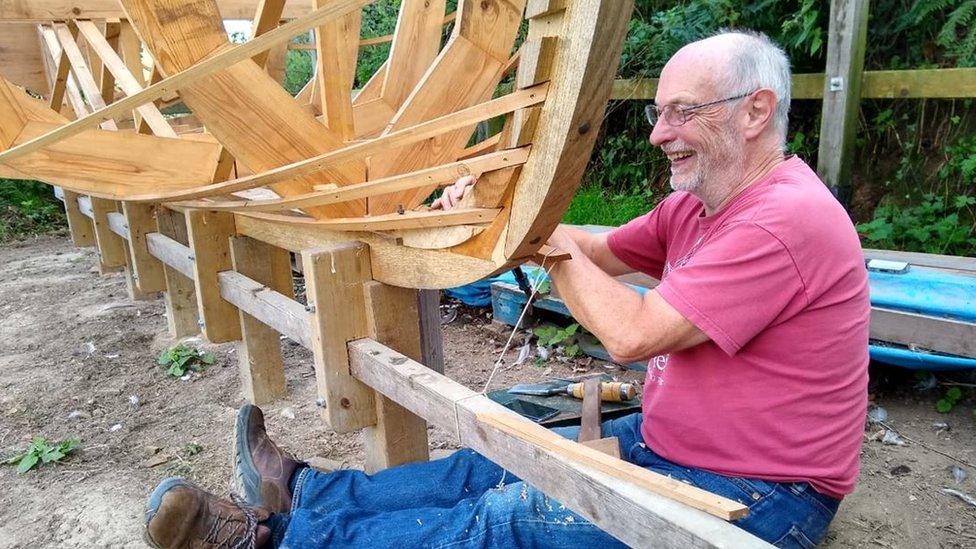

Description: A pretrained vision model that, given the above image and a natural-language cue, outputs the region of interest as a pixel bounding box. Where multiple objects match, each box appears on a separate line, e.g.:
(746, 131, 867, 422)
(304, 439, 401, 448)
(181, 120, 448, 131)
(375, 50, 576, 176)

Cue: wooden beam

(236, 207, 500, 232)
(249, 0, 288, 68)
(46, 23, 76, 111)
(862, 249, 976, 273)
(301, 242, 377, 433)
(0, 24, 48, 94)
(362, 281, 431, 473)
(871, 308, 976, 358)
(0, 1, 315, 20)
(218, 270, 311, 349)
(817, 0, 870, 205)
(0, 0, 374, 165)
(379, 0, 447, 109)
(52, 22, 118, 131)
(417, 289, 445, 374)
(229, 235, 288, 404)
(185, 210, 242, 343)
(75, 20, 176, 137)
(313, 0, 360, 140)
(348, 338, 763, 547)
(154, 208, 200, 338)
(612, 68, 976, 101)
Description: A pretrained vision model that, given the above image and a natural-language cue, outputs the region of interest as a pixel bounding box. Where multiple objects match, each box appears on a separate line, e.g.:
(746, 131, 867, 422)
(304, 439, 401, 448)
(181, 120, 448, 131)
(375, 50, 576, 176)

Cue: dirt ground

(1, 235, 975, 548)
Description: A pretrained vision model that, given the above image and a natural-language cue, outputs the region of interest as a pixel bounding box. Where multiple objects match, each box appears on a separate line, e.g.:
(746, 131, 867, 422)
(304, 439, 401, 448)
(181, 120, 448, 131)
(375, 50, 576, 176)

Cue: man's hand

(431, 175, 476, 210)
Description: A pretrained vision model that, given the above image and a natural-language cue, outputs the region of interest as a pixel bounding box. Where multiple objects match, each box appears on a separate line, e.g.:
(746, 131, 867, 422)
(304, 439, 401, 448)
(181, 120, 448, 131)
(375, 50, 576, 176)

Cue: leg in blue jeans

(267, 413, 839, 548)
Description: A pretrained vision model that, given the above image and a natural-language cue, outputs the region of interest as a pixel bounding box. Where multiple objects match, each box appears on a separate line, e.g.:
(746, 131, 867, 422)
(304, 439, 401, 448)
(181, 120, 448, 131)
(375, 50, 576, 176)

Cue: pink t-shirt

(607, 156, 869, 498)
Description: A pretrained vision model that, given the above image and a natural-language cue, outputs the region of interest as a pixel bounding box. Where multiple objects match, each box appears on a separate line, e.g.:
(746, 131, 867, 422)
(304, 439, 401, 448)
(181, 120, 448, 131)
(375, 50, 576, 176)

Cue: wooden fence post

(185, 210, 242, 343)
(817, 0, 870, 206)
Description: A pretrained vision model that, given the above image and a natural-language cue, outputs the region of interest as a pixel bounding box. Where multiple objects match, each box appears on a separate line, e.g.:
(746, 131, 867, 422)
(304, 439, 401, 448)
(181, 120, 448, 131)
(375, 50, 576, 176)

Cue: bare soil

(1, 235, 974, 548)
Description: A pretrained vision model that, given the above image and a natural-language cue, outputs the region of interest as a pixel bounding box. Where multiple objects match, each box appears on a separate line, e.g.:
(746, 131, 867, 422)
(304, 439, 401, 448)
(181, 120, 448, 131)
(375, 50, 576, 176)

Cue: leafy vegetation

(4, 437, 80, 473)
(0, 179, 66, 242)
(857, 193, 976, 254)
(157, 344, 215, 378)
(534, 323, 581, 359)
(936, 386, 964, 413)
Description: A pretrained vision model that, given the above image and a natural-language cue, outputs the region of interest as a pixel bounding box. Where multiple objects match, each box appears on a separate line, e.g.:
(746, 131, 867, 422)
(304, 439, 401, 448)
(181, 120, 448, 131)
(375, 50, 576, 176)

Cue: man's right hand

(431, 175, 477, 210)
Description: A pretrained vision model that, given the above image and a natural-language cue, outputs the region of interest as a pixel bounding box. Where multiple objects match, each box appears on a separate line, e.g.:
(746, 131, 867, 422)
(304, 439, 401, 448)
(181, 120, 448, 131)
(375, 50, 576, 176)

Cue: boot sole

(234, 404, 263, 507)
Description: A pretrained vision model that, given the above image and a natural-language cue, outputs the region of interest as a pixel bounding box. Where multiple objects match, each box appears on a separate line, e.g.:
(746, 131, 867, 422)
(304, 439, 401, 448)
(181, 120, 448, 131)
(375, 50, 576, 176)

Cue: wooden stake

(230, 235, 288, 404)
(90, 197, 127, 273)
(61, 190, 96, 247)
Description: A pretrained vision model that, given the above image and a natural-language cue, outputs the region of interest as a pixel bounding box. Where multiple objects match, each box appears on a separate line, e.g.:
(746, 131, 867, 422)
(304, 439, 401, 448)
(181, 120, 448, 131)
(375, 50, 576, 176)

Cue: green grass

(562, 185, 659, 227)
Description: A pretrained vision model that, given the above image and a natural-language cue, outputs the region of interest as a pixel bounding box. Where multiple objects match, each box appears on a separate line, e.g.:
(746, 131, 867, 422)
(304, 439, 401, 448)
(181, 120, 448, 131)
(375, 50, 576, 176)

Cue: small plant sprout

(157, 344, 215, 378)
(936, 387, 964, 414)
(4, 437, 80, 473)
(533, 323, 582, 360)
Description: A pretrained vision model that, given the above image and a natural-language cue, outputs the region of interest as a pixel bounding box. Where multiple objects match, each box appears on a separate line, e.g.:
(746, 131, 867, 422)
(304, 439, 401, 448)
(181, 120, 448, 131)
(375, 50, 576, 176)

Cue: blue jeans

(265, 413, 839, 548)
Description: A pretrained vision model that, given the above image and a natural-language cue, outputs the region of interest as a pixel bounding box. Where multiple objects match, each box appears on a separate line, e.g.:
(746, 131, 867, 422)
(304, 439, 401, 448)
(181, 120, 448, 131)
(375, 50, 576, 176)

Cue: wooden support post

(417, 289, 444, 374)
(122, 202, 167, 293)
(186, 210, 242, 343)
(90, 197, 127, 273)
(817, 0, 869, 206)
(229, 235, 289, 404)
(362, 281, 430, 473)
(301, 242, 376, 433)
(61, 190, 96, 247)
(156, 207, 200, 338)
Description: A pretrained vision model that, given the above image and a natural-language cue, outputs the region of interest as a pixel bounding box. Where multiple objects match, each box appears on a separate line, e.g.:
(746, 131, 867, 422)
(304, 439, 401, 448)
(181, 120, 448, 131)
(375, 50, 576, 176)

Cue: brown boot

(234, 404, 304, 513)
(144, 477, 271, 549)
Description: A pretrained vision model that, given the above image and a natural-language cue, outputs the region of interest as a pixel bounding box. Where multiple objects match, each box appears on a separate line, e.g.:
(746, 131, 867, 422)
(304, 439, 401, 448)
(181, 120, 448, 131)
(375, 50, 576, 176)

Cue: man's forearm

(548, 250, 648, 363)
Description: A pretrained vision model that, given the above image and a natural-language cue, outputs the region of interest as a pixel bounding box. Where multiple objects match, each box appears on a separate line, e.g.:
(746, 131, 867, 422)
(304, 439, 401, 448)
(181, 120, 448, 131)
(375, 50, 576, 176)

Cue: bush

(0, 179, 65, 242)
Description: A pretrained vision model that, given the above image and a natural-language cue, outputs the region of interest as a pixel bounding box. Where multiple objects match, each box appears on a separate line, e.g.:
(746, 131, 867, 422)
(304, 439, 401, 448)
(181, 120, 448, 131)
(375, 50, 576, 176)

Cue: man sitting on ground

(142, 30, 869, 548)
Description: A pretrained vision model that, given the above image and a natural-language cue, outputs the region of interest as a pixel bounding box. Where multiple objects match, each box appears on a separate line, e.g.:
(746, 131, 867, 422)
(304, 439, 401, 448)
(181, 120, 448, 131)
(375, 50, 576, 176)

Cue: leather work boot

(144, 477, 271, 549)
(234, 404, 304, 513)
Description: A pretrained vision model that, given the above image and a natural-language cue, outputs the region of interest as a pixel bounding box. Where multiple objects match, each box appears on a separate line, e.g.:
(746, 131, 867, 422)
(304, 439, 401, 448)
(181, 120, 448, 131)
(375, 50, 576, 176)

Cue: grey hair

(700, 30, 792, 147)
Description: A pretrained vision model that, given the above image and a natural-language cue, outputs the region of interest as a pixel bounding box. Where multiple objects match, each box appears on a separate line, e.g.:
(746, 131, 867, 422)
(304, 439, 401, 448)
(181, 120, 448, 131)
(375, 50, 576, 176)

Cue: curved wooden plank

(173, 147, 529, 211)
(236, 208, 501, 232)
(505, 0, 634, 259)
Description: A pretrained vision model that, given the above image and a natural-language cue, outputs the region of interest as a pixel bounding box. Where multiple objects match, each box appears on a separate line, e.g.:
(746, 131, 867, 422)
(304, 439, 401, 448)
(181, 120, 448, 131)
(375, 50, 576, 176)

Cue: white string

(480, 250, 557, 395)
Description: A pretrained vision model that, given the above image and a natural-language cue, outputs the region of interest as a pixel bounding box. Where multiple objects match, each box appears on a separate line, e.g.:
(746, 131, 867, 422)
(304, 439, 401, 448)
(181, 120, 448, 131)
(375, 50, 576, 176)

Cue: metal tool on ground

(508, 379, 636, 402)
(578, 377, 621, 458)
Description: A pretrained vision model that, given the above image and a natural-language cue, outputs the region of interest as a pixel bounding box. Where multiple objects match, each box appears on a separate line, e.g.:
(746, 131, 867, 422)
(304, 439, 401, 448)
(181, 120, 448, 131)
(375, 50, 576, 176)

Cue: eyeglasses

(645, 91, 754, 127)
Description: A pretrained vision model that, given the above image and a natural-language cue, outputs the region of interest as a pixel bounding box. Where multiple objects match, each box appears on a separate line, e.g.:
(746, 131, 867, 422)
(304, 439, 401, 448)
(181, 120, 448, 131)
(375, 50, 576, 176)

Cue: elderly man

(143, 31, 868, 548)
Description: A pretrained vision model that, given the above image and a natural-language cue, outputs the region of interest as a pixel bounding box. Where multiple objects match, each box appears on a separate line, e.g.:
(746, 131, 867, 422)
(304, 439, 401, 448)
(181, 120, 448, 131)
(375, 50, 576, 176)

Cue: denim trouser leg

(267, 413, 840, 548)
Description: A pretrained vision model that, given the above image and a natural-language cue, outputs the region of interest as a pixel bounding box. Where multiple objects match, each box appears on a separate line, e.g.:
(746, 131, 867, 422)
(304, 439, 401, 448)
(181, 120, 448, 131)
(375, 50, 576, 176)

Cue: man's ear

(742, 88, 776, 140)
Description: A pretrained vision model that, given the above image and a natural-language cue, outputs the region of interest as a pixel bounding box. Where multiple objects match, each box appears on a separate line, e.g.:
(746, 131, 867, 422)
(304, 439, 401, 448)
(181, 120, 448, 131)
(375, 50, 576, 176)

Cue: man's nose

(649, 118, 673, 147)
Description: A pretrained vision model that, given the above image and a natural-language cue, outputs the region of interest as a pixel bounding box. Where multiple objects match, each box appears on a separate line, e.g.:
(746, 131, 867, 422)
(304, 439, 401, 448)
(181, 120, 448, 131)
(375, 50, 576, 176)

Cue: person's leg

(274, 478, 629, 549)
(626, 442, 840, 547)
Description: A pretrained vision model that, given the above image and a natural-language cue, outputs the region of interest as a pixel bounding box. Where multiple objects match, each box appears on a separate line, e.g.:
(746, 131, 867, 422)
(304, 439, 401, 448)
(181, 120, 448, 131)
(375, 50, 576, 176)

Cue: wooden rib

(313, 0, 360, 140)
(75, 20, 176, 137)
(288, 11, 457, 50)
(459, 133, 502, 159)
(52, 23, 118, 130)
(0, 0, 373, 164)
(120, 84, 547, 203)
(175, 147, 530, 211)
(47, 24, 76, 110)
(236, 208, 501, 231)
(380, 0, 448, 109)
(250, 0, 288, 68)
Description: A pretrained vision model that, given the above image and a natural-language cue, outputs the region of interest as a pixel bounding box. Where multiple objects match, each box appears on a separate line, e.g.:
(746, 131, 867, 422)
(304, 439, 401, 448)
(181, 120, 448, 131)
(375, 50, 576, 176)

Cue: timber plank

(90, 197, 127, 273)
(155, 208, 200, 338)
(122, 202, 167, 293)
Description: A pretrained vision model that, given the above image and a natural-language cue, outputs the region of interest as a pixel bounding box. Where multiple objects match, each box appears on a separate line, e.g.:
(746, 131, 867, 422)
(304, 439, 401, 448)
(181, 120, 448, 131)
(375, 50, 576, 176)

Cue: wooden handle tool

(565, 381, 636, 402)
